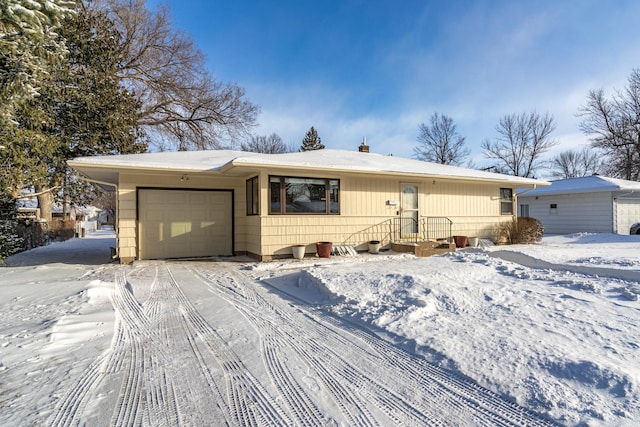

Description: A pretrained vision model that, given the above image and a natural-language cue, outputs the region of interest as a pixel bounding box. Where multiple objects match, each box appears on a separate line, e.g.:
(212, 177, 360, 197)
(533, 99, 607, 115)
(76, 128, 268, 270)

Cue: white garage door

(616, 198, 640, 235)
(138, 189, 233, 259)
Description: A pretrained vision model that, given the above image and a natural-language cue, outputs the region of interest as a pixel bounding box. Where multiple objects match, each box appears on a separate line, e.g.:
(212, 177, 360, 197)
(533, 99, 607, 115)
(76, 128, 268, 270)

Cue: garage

(138, 189, 233, 259)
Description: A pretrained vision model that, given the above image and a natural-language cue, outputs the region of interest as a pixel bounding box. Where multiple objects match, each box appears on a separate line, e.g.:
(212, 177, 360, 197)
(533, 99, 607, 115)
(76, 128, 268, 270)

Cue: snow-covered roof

(519, 175, 640, 196)
(68, 149, 548, 187)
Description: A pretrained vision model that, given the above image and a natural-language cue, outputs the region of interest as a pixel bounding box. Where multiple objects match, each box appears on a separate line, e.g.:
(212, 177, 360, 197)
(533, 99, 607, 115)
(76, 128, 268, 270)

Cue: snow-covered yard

(1, 230, 639, 426)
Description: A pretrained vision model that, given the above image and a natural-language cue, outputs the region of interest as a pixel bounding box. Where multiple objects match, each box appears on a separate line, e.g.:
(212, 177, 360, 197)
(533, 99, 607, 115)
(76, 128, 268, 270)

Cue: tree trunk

(35, 186, 54, 222)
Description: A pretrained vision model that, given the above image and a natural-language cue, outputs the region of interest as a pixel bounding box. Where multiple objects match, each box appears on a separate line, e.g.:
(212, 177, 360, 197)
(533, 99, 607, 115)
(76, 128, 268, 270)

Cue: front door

(400, 183, 419, 238)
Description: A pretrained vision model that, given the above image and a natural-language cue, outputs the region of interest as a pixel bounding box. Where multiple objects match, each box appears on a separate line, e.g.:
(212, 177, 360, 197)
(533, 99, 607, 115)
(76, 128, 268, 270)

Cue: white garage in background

(518, 175, 640, 235)
(138, 189, 233, 259)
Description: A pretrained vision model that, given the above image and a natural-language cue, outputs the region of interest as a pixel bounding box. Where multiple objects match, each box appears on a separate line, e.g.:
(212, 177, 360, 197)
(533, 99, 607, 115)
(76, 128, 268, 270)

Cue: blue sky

(148, 0, 640, 166)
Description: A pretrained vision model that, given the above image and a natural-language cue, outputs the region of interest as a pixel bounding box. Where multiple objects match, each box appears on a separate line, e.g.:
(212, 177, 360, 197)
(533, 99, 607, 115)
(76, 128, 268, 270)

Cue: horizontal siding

(118, 227, 136, 238)
(519, 192, 613, 234)
(119, 247, 136, 259)
(260, 173, 518, 256)
(237, 215, 261, 255)
(117, 172, 246, 261)
(117, 184, 137, 261)
(115, 166, 525, 260)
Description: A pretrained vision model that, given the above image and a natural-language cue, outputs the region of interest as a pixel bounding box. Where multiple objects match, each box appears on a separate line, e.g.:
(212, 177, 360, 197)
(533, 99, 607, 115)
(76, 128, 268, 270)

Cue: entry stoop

(415, 241, 456, 257)
(392, 240, 456, 257)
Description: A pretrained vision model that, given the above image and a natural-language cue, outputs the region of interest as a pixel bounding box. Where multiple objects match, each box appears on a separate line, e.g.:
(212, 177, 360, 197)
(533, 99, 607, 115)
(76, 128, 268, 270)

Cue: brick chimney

(358, 137, 370, 153)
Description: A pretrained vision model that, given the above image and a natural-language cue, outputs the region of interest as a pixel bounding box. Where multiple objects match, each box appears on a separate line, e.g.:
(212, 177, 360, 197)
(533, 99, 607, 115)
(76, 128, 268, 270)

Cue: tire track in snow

(49, 260, 555, 426)
(313, 310, 553, 426)
(193, 264, 555, 426)
(50, 263, 268, 426)
(192, 266, 437, 426)
(162, 265, 293, 426)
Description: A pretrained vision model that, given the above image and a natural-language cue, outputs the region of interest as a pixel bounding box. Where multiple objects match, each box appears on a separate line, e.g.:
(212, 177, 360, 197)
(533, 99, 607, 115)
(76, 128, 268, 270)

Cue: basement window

(500, 188, 513, 215)
(269, 176, 340, 214)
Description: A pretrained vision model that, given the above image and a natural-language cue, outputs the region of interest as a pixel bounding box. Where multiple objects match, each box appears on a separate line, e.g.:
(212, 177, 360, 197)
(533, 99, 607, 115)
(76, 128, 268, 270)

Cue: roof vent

(358, 137, 370, 153)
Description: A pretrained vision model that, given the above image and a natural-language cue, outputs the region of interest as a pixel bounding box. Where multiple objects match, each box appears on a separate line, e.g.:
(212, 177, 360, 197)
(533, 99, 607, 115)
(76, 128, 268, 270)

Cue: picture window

(269, 176, 339, 215)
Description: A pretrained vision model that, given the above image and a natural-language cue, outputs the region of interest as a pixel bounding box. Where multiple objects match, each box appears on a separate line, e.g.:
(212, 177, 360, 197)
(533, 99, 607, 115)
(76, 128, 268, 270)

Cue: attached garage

(138, 189, 233, 259)
(68, 149, 549, 263)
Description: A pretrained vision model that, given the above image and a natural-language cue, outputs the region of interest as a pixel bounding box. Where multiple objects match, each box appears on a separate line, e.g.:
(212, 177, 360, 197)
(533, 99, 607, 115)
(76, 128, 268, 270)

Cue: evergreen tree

(1, 5, 146, 220)
(0, 192, 22, 263)
(0, 0, 75, 124)
(300, 126, 325, 151)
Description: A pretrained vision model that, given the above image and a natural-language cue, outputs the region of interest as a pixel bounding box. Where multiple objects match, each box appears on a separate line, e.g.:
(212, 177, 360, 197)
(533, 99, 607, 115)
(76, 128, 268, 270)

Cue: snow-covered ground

(1, 230, 639, 426)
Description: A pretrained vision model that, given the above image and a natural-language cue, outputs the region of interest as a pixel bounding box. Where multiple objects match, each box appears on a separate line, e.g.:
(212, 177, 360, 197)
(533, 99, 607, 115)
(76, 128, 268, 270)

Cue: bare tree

(578, 69, 640, 181)
(241, 133, 294, 154)
(93, 0, 259, 151)
(414, 113, 469, 165)
(549, 147, 603, 179)
(482, 111, 557, 177)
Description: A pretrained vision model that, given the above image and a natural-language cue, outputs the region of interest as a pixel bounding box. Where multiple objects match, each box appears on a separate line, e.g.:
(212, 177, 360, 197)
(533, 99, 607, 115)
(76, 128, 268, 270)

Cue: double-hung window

(500, 188, 513, 215)
(269, 176, 339, 214)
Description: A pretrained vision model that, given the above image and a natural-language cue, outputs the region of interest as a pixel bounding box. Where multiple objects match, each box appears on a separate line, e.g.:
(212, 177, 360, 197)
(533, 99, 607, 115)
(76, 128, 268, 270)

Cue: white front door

(400, 183, 419, 237)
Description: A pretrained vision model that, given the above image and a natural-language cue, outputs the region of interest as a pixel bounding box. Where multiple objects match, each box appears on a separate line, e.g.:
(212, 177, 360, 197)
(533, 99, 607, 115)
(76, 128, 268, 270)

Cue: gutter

(75, 174, 119, 260)
(75, 175, 117, 190)
(514, 184, 537, 219)
(614, 190, 637, 199)
(516, 184, 537, 197)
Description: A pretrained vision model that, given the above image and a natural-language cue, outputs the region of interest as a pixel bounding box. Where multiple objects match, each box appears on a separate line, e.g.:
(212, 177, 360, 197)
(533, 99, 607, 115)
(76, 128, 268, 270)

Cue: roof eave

(227, 159, 547, 186)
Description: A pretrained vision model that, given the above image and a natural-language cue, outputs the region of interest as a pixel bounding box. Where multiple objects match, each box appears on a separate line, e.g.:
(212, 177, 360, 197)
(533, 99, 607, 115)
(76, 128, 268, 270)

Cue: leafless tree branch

(482, 111, 557, 178)
(90, 0, 259, 151)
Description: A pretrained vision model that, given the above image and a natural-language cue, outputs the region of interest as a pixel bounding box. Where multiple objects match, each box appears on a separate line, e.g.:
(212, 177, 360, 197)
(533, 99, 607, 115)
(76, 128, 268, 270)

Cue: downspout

(515, 184, 537, 218)
(517, 184, 538, 197)
(75, 175, 118, 258)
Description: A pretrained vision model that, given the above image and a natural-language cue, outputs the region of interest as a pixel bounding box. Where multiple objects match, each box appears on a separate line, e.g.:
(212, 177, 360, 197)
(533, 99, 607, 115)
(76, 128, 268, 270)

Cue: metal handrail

(341, 219, 394, 246)
(341, 216, 453, 247)
(393, 217, 420, 243)
(421, 216, 453, 242)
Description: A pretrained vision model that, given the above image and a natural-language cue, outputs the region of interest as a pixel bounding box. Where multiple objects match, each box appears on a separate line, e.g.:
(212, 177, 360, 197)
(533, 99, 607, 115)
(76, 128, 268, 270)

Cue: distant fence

(16, 220, 76, 251)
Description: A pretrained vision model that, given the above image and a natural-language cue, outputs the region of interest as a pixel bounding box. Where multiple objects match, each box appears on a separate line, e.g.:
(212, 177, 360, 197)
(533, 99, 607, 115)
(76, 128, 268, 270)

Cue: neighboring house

(75, 206, 103, 235)
(68, 147, 548, 262)
(518, 175, 640, 235)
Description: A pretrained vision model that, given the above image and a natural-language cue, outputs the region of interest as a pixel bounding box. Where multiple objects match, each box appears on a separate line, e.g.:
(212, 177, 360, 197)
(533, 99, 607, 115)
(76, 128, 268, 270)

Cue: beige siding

(115, 167, 519, 261)
(117, 185, 137, 262)
(116, 172, 247, 261)
(258, 172, 516, 257)
(425, 180, 514, 238)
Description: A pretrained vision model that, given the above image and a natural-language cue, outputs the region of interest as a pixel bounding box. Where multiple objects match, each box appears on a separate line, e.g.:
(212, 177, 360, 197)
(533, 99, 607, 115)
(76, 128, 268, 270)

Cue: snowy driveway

(44, 260, 551, 426)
